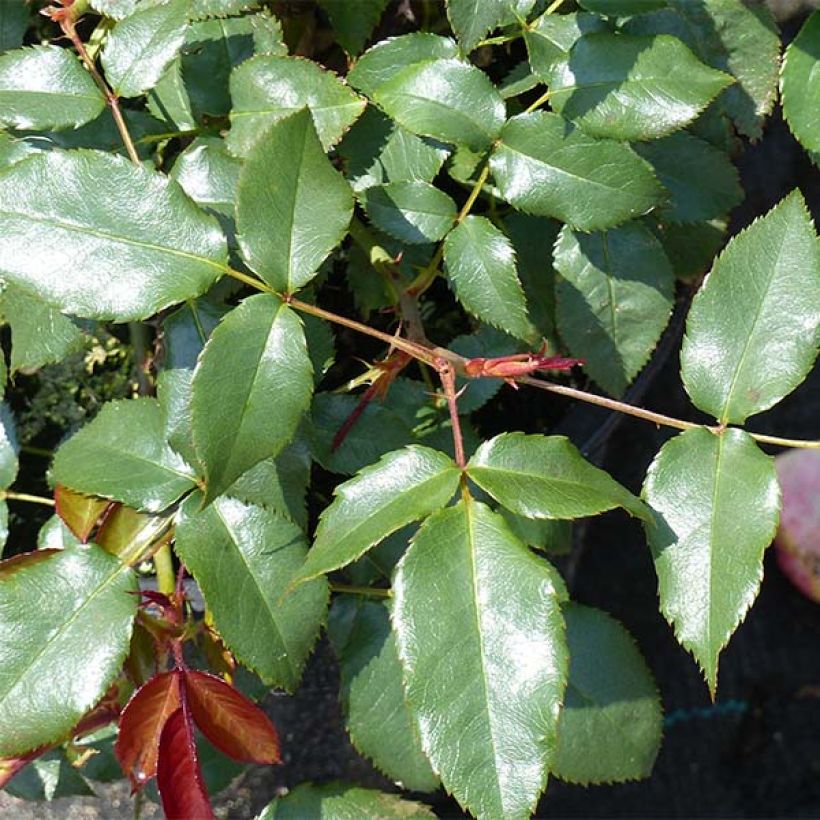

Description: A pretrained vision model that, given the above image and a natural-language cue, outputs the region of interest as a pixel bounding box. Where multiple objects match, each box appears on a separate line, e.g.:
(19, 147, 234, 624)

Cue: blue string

(663, 699, 749, 728)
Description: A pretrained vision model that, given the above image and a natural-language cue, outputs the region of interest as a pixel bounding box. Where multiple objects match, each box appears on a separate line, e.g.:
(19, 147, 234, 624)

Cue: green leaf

(525, 11, 608, 79)
(444, 215, 533, 340)
(373, 58, 506, 152)
(0, 283, 85, 373)
(0, 402, 17, 489)
(148, 58, 196, 130)
(781, 11, 820, 154)
(446, 0, 506, 53)
(361, 181, 456, 245)
(393, 499, 568, 819)
(651, 219, 726, 282)
(554, 222, 675, 397)
(490, 112, 664, 232)
(633, 132, 742, 223)
(235, 109, 353, 293)
(468, 432, 650, 521)
(295, 445, 459, 584)
(52, 398, 198, 513)
(0, 546, 137, 757)
(681, 191, 820, 424)
(348, 33, 460, 99)
(501, 511, 572, 555)
(0, 149, 228, 321)
(317, 0, 388, 55)
(190, 0, 260, 20)
(0, 46, 105, 130)
(553, 603, 662, 785)
(0, 131, 36, 169)
(643, 428, 779, 694)
(90, 0, 137, 19)
(0, 0, 27, 53)
(37, 515, 83, 551)
(578, 0, 666, 13)
(328, 598, 438, 792)
(163, 298, 225, 371)
(192, 295, 313, 504)
(548, 33, 732, 141)
(228, 55, 365, 155)
(256, 783, 435, 819)
(175, 494, 327, 691)
(101, 0, 190, 98)
(4, 749, 94, 800)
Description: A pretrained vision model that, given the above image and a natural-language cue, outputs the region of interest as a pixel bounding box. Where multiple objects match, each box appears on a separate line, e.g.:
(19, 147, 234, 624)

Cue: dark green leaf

(0, 149, 228, 321)
(0, 402, 17, 489)
(468, 432, 650, 521)
(0, 131, 36, 169)
(525, 11, 608, 79)
(163, 298, 225, 371)
(147, 58, 196, 130)
(0, 546, 137, 756)
(501, 510, 572, 555)
(362, 181, 456, 245)
(393, 499, 567, 819)
(554, 222, 674, 397)
(328, 598, 438, 791)
(190, 0, 261, 20)
(157, 368, 199, 471)
(228, 56, 365, 154)
(651, 219, 726, 282)
(101, 0, 190, 98)
(0, 0, 27, 53)
(643, 428, 779, 695)
(548, 33, 732, 141)
(4, 749, 94, 800)
(444, 215, 533, 340)
(175, 494, 327, 691)
(235, 109, 353, 293)
(681, 191, 820, 424)
(317, 0, 388, 55)
(52, 398, 197, 513)
(491, 111, 664, 231)
(0, 46, 105, 130)
(446, 0, 507, 53)
(781, 11, 820, 154)
(554, 603, 662, 784)
(579, 0, 666, 13)
(192, 295, 313, 504)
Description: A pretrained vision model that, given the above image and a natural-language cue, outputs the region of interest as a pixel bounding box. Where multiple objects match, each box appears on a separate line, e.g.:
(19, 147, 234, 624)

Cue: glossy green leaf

(0, 131, 36, 169)
(651, 219, 726, 282)
(0, 403, 17, 490)
(444, 215, 532, 340)
(175, 494, 327, 691)
(553, 603, 662, 784)
(163, 298, 225, 371)
(91, 0, 137, 19)
(393, 499, 568, 819)
(295, 445, 459, 584)
(490, 112, 663, 232)
(228, 55, 365, 154)
(501, 511, 572, 555)
(468, 432, 649, 521)
(52, 398, 197, 513)
(0, 46, 105, 130)
(681, 191, 820, 424)
(446, 0, 506, 53)
(361, 181, 456, 245)
(256, 783, 435, 819)
(554, 222, 674, 397)
(192, 295, 312, 504)
(0, 149, 227, 321)
(633, 132, 742, 223)
(190, 0, 260, 19)
(643, 428, 779, 694)
(373, 58, 506, 151)
(101, 0, 189, 98)
(579, 0, 666, 13)
(328, 598, 438, 792)
(148, 58, 196, 130)
(781, 11, 820, 154)
(525, 11, 607, 79)
(548, 33, 732, 141)
(0, 0, 27, 52)
(317, 0, 388, 55)
(37, 516, 82, 551)
(235, 109, 353, 293)
(0, 546, 137, 757)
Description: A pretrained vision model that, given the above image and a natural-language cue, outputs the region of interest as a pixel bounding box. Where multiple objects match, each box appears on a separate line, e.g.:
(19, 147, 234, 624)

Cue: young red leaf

(115, 670, 181, 791)
(183, 670, 281, 764)
(157, 698, 214, 820)
(54, 485, 115, 543)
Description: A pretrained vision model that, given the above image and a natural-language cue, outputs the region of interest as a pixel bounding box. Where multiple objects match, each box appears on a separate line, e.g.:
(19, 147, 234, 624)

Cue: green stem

(153, 544, 176, 596)
(20, 445, 53, 458)
(330, 583, 391, 598)
(525, 88, 553, 114)
(477, 32, 524, 48)
(545, 0, 567, 13)
(2, 490, 55, 507)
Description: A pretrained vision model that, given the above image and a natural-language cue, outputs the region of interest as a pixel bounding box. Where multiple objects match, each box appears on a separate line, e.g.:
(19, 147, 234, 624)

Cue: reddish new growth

(464, 344, 583, 387)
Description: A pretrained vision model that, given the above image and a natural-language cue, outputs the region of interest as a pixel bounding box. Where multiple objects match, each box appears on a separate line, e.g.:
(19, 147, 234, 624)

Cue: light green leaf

(101, 0, 190, 98)
(0, 0, 28, 52)
(0, 46, 105, 130)
(190, 0, 260, 19)
(554, 602, 662, 784)
(317, 0, 388, 55)
(643, 428, 779, 695)
(548, 33, 732, 141)
(490, 111, 664, 232)
(0, 403, 17, 489)
(525, 11, 607, 79)
(192, 295, 313, 504)
(681, 190, 820, 424)
(52, 398, 198, 513)
(0, 149, 228, 321)
(90, 0, 137, 19)
(175, 494, 327, 690)
(373, 58, 506, 151)
(295, 445, 460, 584)
(578, 0, 666, 13)
(328, 598, 438, 792)
(37, 515, 83, 551)
(361, 181, 456, 245)
(228, 55, 365, 154)
(0, 546, 137, 757)
(554, 222, 674, 397)
(781, 11, 820, 154)
(468, 432, 650, 521)
(0, 131, 36, 169)
(235, 109, 353, 294)
(393, 499, 568, 819)
(444, 215, 532, 340)
(256, 783, 435, 819)
(633, 132, 742, 223)
(446, 0, 506, 53)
